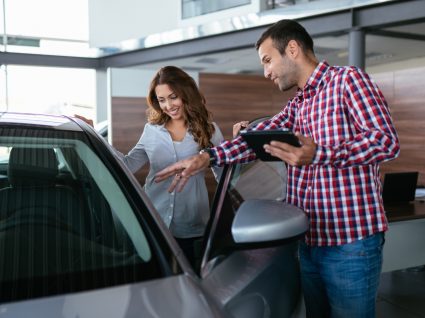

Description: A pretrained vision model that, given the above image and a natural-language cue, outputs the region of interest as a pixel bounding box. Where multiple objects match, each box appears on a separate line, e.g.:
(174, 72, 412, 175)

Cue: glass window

(206, 159, 287, 261)
(182, 0, 251, 19)
(0, 126, 163, 302)
(1, 0, 96, 56)
(1, 65, 96, 117)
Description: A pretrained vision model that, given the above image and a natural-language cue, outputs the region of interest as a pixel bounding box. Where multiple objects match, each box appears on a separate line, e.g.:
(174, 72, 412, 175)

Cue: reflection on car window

(232, 161, 287, 202)
(206, 159, 287, 261)
(0, 128, 160, 302)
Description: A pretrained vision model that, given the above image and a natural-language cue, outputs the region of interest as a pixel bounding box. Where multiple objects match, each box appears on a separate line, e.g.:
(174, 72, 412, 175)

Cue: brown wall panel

(199, 73, 296, 199)
(372, 68, 425, 185)
(111, 96, 149, 183)
(199, 73, 295, 139)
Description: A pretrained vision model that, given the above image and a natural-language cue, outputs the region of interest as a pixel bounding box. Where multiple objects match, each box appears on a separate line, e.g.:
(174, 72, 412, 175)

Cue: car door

(200, 159, 308, 318)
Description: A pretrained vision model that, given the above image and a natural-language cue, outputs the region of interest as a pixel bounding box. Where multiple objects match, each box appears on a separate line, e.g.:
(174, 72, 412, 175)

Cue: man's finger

(155, 164, 182, 182)
(167, 173, 182, 192)
(176, 175, 190, 192)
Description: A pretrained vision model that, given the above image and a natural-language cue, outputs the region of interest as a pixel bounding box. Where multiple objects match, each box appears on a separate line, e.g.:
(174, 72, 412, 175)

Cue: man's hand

(155, 152, 211, 192)
(263, 133, 316, 166)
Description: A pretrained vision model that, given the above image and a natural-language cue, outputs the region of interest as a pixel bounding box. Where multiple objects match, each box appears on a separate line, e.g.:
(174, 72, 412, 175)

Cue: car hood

(0, 274, 225, 318)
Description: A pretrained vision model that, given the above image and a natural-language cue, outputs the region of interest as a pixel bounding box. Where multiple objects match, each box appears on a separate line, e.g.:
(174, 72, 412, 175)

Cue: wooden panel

(199, 73, 295, 139)
(111, 97, 149, 184)
(199, 73, 296, 199)
(373, 67, 425, 185)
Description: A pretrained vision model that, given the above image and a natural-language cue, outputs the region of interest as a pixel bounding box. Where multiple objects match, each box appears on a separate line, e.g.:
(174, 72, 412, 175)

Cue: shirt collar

(296, 60, 329, 101)
(306, 60, 329, 89)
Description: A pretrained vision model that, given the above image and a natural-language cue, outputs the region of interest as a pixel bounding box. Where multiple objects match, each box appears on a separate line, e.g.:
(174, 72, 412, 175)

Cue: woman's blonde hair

(147, 66, 215, 149)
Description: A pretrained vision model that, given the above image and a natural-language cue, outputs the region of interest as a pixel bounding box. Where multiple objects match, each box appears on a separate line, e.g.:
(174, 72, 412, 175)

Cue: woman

(109, 66, 223, 267)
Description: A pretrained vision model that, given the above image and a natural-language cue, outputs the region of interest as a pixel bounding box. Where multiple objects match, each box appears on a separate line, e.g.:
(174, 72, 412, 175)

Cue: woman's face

(155, 84, 184, 120)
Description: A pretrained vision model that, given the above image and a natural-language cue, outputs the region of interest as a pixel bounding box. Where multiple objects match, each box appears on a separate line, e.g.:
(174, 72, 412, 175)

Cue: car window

(0, 128, 164, 302)
(203, 159, 287, 264)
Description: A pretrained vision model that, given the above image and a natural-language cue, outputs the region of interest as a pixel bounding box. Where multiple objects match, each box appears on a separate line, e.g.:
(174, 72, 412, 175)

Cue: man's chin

(278, 83, 296, 92)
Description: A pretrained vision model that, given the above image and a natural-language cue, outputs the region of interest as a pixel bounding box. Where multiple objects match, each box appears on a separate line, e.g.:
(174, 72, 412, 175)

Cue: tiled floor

(377, 265, 425, 317)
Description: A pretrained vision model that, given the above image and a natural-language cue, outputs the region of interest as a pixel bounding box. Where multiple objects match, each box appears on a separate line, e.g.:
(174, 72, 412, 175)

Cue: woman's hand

(233, 121, 249, 138)
(74, 114, 94, 127)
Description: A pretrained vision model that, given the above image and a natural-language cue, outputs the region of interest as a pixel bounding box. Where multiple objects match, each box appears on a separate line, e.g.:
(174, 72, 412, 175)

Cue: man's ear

(286, 40, 300, 58)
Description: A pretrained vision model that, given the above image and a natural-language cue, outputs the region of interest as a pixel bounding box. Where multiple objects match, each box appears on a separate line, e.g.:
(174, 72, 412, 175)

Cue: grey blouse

(116, 122, 223, 238)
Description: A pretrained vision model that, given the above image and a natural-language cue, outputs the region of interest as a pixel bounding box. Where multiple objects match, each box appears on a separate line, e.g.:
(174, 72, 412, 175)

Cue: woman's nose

(164, 99, 172, 109)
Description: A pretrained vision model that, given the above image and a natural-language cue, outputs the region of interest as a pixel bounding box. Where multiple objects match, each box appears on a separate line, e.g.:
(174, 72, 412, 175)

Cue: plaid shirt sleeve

(210, 109, 291, 166)
(313, 67, 400, 167)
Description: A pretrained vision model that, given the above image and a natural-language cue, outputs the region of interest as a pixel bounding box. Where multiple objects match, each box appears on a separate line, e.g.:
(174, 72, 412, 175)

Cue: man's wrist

(199, 147, 216, 167)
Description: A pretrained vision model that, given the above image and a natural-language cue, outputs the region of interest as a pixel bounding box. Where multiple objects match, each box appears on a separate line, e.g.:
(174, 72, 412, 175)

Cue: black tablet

(240, 129, 300, 161)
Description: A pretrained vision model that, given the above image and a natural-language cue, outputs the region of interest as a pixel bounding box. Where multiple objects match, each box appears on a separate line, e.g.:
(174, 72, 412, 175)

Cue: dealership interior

(1, 0, 425, 316)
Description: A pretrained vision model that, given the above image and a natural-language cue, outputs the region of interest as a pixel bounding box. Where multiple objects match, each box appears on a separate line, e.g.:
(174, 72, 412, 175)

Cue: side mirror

(231, 200, 309, 243)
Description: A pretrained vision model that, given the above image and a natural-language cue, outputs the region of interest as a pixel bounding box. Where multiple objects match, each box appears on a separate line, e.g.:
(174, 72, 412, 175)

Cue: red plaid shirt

(212, 61, 400, 246)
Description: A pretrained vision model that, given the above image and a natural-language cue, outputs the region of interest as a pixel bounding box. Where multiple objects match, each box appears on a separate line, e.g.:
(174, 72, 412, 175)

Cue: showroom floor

(377, 265, 425, 317)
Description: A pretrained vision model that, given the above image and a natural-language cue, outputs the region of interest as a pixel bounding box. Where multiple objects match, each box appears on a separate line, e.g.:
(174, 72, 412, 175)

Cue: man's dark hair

(255, 19, 314, 55)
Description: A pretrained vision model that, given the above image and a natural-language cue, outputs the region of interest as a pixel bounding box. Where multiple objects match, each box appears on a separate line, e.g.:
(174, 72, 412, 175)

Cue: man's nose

(264, 66, 271, 79)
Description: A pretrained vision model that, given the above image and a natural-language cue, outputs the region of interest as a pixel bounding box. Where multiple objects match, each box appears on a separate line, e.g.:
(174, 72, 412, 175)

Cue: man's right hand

(155, 152, 211, 192)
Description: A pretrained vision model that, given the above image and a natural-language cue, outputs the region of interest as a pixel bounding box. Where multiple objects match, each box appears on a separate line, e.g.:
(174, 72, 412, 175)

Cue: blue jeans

(299, 233, 385, 318)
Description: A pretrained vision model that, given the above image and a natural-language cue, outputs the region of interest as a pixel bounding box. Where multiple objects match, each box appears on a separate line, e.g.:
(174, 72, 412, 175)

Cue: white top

(117, 122, 223, 238)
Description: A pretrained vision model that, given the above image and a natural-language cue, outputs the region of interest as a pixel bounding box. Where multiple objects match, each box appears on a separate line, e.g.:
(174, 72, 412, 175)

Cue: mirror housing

(231, 200, 308, 243)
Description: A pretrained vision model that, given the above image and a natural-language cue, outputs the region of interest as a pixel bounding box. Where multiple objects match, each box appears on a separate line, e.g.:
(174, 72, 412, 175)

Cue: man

(155, 19, 399, 317)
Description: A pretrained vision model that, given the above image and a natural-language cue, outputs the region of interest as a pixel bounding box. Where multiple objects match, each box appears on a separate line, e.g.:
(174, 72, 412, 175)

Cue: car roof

(0, 112, 82, 132)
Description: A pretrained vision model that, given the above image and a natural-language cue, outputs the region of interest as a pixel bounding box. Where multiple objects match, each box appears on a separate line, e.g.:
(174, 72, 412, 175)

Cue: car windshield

(0, 126, 161, 302)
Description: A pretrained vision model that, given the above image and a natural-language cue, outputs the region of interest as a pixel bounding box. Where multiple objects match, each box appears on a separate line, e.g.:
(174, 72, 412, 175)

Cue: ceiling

(136, 21, 425, 75)
(4, 0, 424, 75)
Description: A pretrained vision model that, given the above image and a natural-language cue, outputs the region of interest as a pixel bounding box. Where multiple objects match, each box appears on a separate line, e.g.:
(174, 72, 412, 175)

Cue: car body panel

(202, 245, 301, 318)
(0, 275, 225, 318)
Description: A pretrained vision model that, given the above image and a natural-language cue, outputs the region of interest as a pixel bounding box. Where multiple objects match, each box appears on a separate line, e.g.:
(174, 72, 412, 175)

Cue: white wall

(88, 0, 262, 48)
(109, 68, 199, 98)
(368, 56, 425, 74)
(88, 0, 179, 47)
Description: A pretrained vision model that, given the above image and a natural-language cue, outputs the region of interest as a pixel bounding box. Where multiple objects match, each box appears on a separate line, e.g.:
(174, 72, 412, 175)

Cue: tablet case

(240, 129, 300, 161)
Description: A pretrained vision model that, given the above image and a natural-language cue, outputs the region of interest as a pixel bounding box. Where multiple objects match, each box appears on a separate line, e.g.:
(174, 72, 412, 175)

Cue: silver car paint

(0, 275, 227, 318)
(232, 200, 309, 243)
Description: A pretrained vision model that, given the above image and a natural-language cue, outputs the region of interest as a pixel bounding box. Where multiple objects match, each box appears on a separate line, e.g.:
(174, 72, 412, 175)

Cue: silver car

(0, 112, 308, 317)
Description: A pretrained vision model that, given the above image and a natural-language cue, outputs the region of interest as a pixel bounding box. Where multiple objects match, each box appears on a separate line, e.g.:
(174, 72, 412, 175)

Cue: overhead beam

(0, 51, 100, 69)
(368, 29, 425, 42)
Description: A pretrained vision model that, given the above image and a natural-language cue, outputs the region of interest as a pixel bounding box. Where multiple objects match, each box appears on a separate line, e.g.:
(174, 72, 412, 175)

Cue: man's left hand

(264, 133, 316, 166)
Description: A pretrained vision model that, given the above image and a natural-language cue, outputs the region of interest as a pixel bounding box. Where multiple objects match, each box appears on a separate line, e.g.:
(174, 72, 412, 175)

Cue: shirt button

(170, 204, 173, 207)
(303, 119, 307, 124)
(171, 192, 174, 196)
(308, 186, 312, 191)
